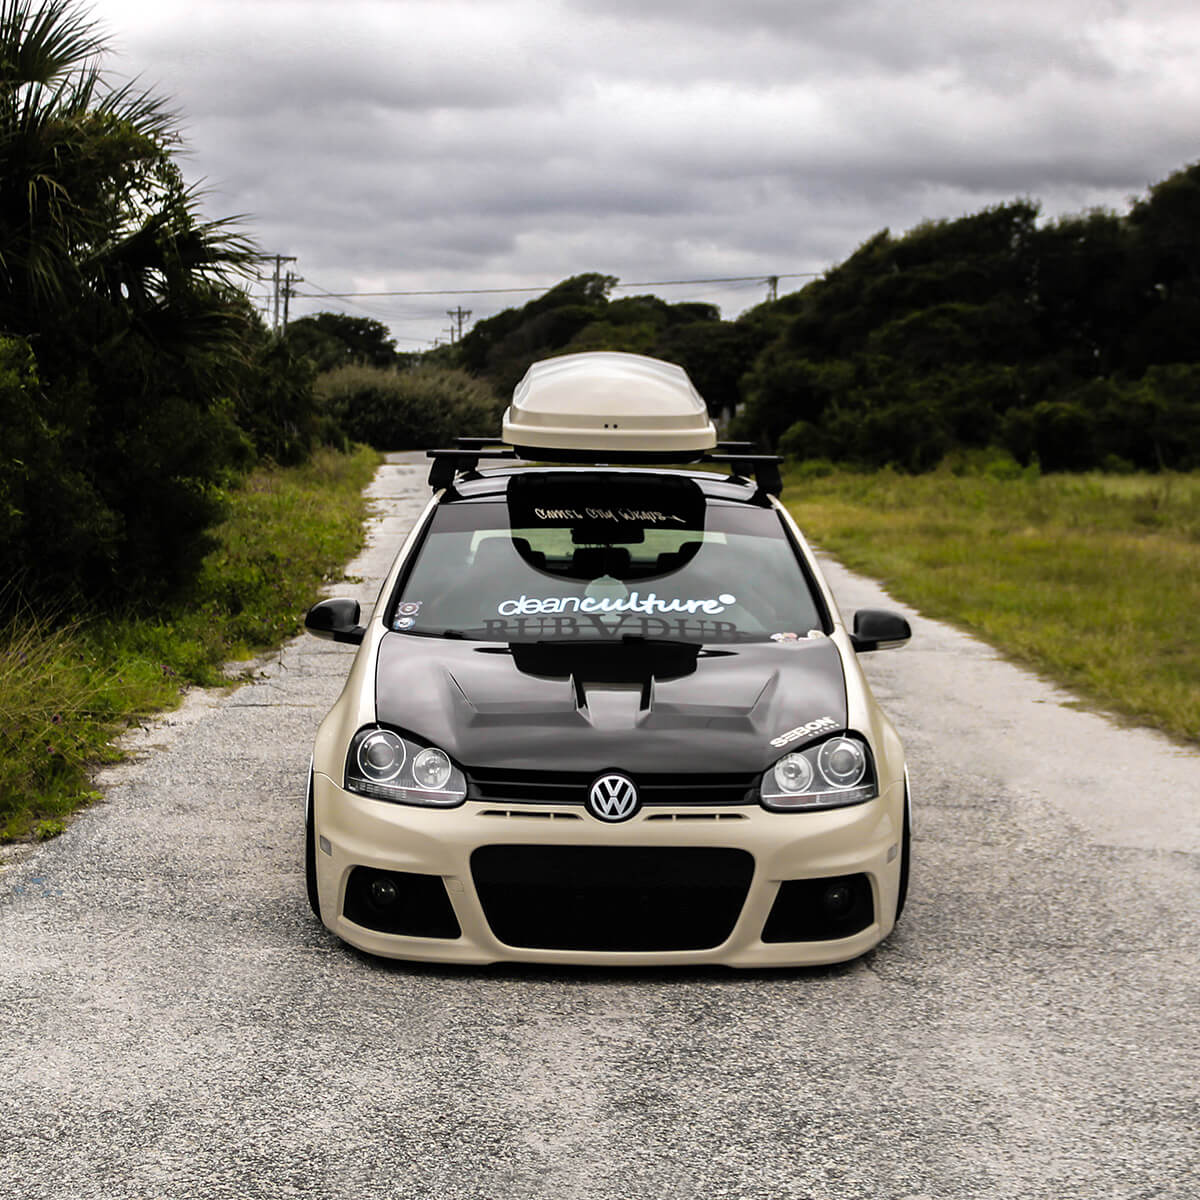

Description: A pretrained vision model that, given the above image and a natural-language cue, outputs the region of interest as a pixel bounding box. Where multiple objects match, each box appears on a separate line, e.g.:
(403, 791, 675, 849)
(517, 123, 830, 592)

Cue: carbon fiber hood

(374, 634, 847, 774)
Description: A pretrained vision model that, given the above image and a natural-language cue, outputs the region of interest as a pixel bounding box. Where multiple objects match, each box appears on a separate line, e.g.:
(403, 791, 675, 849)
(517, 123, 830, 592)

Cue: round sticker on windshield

(396, 601, 422, 617)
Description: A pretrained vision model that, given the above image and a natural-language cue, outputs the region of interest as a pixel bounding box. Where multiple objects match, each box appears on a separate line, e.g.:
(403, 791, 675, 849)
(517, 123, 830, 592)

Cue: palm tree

(0, 0, 271, 606)
(0, 0, 255, 352)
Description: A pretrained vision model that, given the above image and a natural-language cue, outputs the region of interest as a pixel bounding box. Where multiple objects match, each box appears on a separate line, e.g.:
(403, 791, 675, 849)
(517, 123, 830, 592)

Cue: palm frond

(0, 0, 106, 89)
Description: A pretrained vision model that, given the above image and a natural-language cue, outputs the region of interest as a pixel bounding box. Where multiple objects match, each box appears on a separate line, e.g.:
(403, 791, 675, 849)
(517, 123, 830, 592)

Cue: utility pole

(766, 275, 779, 303)
(446, 306, 472, 343)
(267, 255, 297, 333)
(282, 270, 304, 329)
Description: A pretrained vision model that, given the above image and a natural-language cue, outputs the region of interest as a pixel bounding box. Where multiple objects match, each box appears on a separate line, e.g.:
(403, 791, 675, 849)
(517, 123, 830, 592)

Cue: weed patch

(784, 466, 1200, 743)
(0, 446, 379, 841)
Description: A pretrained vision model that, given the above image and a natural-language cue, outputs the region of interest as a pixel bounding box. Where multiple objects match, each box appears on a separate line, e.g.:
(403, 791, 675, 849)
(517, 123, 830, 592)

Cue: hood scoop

(457, 640, 706, 728)
(462, 640, 788, 733)
(508, 639, 702, 685)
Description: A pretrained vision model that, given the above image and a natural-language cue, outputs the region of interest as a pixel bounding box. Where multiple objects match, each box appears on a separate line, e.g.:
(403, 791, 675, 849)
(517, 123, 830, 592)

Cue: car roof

(439, 464, 776, 507)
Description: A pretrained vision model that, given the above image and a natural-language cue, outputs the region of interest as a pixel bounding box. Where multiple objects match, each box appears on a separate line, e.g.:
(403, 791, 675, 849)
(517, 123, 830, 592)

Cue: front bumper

(311, 773, 905, 967)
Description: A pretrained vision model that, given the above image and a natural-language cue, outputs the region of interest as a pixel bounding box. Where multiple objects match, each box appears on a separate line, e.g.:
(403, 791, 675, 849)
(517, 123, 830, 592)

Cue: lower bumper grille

(343, 867, 461, 939)
(471, 845, 754, 952)
(761, 874, 874, 942)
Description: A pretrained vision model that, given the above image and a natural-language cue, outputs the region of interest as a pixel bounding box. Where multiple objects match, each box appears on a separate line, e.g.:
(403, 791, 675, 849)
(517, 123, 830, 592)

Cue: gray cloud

(94, 0, 1200, 344)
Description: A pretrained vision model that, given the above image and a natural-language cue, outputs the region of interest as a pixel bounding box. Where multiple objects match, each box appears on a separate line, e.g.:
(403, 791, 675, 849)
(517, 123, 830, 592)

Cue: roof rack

(706, 447, 783, 497)
(426, 444, 518, 492)
(426, 439, 782, 496)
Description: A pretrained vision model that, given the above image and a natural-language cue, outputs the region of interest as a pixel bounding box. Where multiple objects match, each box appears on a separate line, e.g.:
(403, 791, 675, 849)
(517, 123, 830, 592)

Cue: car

(303, 350, 912, 967)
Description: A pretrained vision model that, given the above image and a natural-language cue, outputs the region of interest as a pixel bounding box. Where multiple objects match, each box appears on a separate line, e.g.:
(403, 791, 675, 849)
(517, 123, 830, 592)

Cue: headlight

(345, 728, 467, 807)
(760, 734, 877, 811)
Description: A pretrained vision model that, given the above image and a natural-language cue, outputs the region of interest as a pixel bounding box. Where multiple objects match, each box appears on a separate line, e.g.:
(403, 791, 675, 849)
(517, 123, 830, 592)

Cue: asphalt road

(1, 453, 1196, 1200)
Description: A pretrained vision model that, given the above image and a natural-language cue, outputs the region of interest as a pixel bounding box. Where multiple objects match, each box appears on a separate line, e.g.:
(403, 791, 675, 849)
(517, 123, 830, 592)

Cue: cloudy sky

(92, 0, 1200, 349)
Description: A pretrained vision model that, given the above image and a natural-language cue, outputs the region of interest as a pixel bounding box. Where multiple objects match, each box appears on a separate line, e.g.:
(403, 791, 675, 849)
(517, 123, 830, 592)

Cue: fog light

(822, 883, 853, 916)
(370, 877, 399, 908)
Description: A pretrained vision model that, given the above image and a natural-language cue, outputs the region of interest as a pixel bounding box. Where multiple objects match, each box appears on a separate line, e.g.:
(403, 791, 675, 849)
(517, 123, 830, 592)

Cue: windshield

(388, 473, 826, 645)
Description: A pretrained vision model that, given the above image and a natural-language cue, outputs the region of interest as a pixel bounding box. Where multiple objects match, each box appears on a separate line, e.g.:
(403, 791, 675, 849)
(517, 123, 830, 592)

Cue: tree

(286, 312, 398, 371)
(1123, 162, 1200, 371)
(0, 0, 270, 604)
(458, 273, 616, 391)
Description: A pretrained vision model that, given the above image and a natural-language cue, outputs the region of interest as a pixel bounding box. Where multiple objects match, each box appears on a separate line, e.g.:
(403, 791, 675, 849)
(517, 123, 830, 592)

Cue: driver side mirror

(850, 609, 911, 652)
(305, 597, 365, 645)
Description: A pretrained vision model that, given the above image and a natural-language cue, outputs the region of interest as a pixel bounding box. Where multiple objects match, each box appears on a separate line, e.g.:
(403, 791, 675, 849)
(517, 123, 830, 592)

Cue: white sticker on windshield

(496, 591, 737, 618)
(532, 506, 687, 524)
(393, 600, 422, 631)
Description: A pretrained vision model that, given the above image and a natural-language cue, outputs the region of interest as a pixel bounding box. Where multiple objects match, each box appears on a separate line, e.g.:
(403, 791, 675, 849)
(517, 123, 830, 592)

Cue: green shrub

(317, 364, 502, 449)
(939, 446, 1030, 480)
(789, 457, 838, 479)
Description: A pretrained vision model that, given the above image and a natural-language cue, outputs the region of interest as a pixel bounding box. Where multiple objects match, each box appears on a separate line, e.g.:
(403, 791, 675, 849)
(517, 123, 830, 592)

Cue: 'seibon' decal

(769, 716, 838, 749)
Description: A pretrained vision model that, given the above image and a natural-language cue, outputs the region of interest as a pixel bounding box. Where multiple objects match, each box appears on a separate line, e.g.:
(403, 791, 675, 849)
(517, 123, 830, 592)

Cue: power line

(293, 272, 820, 300)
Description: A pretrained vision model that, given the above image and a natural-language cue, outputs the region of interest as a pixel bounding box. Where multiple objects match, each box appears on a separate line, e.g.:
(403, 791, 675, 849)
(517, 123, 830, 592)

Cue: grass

(782, 464, 1200, 745)
(0, 445, 380, 842)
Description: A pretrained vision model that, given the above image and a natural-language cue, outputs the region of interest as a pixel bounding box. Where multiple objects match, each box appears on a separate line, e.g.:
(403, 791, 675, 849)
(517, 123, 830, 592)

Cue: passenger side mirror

(850, 609, 911, 652)
(305, 597, 365, 645)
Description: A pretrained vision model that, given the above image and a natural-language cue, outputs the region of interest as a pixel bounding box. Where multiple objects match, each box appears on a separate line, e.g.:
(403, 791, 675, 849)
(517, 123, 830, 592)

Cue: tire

(894, 783, 911, 922)
(305, 769, 321, 919)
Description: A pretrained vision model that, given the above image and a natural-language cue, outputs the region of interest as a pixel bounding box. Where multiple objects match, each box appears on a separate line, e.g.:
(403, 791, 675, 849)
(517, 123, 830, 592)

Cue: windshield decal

(481, 615, 739, 641)
(497, 591, 737, 617)
(770, 717, 838, 748)
(392, 600, 423, 631)
(532, 506, 687, 525)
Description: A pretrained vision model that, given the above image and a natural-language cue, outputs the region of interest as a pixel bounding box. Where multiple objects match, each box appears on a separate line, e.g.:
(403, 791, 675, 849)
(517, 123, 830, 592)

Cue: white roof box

(502, 351, 717, 459)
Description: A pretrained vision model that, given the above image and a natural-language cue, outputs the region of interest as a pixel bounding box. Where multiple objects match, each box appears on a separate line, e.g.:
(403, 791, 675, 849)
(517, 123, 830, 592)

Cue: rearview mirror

(305, 597, 365, 645)
(850, 609, 911, 652)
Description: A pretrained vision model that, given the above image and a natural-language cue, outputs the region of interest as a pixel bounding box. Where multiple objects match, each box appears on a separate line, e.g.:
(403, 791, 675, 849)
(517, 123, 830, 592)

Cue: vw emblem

(587, 772, 640, 822)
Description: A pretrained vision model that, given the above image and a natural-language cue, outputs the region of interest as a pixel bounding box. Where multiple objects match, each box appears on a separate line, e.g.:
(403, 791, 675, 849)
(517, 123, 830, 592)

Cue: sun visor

(502, 352, 718, 459)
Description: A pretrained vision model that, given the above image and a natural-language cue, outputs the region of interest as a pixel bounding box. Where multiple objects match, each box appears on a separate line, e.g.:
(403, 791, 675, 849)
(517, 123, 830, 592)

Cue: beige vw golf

(303, 352, 912, 966)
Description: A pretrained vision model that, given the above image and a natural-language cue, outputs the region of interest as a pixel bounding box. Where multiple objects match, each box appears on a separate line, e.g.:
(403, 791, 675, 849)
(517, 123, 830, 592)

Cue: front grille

(471, 845, 754, 951)
(466, 767, 757, 807)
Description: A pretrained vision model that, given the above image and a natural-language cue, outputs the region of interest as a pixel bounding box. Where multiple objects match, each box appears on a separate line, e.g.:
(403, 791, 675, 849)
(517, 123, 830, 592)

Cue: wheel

(894, 782, 911, 921)
(305, 768, 321, 918)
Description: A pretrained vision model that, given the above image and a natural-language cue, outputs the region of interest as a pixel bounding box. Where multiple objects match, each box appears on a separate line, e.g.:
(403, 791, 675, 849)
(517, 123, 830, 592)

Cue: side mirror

(850, 609, 911, 652)
(305, 597, 365, 645)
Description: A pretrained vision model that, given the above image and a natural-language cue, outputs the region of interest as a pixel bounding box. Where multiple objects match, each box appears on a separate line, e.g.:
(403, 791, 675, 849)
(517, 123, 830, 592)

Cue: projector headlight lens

(412, 747, 453, 790)
(356, 729, 405, 782)
(818, 737, 867, 789)
(773, 752, 814, 794)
